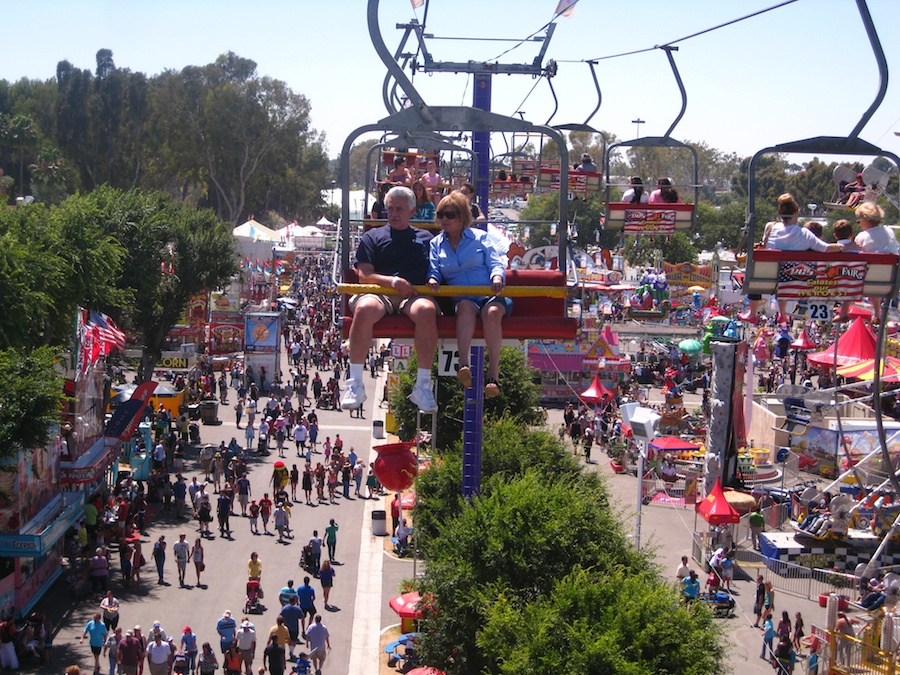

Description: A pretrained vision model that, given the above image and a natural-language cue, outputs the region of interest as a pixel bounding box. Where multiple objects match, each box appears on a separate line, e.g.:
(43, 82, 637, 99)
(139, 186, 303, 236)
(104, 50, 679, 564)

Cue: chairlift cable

(511, 75, 545, 119)
(567, 0, 798, 64)
(487, 0, 582, 63)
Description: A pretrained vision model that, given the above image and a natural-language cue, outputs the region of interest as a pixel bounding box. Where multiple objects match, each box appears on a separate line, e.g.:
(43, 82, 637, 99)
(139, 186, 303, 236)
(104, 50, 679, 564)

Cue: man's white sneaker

(341, 379, 367, 410)
(408, 383, 438, 413)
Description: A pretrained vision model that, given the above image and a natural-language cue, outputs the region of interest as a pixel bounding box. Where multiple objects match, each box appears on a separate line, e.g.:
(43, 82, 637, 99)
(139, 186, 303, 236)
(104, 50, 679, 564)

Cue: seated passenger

(421, 159, 441, 200)
(370, 183, 392, 220)
(659, 453, 679, 482)
(621, 176, 649, 204)
(854, 202, 899, 254)
(387, 156, 412, 186)
(835, 202, 897, 321)
(648, 177, 681, 204)
(576, 153, 598, 173)
(804, 221, 824, 238)
(412, 180, 435, 222)
(741, 193, 843, 324)
(840, 173, 866, 208)
(341, 186, 439, 414)
(427, 191, 510, 398)
(833, 219, 857, 248)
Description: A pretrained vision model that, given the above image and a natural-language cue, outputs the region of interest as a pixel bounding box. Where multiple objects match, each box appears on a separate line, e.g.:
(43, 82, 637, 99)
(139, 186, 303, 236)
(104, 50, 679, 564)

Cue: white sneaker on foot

(341, 379, 367, 409)
(408, 382, 438, 413)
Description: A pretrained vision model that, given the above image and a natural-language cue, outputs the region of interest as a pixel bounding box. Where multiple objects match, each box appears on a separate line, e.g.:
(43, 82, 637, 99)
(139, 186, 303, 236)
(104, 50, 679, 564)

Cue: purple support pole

(461, 346, 485, 499)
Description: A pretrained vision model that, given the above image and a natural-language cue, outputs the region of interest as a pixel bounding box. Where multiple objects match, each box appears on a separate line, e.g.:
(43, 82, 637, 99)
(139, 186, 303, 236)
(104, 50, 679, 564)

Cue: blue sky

(4, 0, 900, 164)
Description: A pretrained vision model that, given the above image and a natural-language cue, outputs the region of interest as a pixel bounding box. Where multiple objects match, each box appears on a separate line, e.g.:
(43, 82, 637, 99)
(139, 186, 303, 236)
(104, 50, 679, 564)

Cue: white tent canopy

(315, 216, 334, 227)
(232, 218, 280, 242)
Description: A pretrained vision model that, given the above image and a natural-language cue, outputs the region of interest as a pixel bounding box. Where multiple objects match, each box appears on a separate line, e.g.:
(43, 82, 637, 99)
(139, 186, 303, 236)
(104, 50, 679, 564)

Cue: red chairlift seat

(340, 269, 577, 341)
(605, 202, 694, 234)
(536, 160, 602, 196)
(745, 249, 899, 299)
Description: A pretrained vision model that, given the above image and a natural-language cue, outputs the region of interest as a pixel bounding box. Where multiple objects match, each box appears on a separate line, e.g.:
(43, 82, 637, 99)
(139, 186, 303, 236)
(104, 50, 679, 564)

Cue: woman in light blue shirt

(427, 191, 510, 397)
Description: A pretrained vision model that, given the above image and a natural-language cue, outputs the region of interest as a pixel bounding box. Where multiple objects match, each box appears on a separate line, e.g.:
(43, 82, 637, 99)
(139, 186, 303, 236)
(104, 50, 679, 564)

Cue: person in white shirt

(854, 202, 899, 254)
(675, 555, 691, 581)
(741, 193, 842, 323)
(621, 176, 649, 204)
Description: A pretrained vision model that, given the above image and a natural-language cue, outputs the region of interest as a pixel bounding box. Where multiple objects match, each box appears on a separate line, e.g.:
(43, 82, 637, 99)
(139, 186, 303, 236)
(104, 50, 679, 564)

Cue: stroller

(257, 435, 270, 457)
(300, 544, 316, 574)
(244, 578, 266, 614)
(189, 423, 201, 445)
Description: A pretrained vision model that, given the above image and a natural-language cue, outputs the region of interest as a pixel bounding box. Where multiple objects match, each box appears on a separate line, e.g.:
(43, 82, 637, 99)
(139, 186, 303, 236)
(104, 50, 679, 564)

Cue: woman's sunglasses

(436, 210, 459, 219)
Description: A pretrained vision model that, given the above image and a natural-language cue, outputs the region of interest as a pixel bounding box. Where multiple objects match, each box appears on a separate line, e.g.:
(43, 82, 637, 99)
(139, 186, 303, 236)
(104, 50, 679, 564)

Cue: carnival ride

(348, 0, 900, 671)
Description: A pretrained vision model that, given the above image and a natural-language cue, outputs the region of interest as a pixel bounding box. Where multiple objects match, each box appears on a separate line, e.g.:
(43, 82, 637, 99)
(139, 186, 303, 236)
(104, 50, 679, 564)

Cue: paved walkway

(39, 375, 826, 674)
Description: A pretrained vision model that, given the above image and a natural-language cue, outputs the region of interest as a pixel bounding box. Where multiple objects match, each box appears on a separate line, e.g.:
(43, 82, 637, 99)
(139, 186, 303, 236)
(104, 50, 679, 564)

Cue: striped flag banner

(88, 310, 126, 355)
(776, 260, 867, 301)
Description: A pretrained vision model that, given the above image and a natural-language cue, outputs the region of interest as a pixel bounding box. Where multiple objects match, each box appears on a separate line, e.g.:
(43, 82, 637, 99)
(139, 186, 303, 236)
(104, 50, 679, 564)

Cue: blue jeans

(760, 636, 773, 659)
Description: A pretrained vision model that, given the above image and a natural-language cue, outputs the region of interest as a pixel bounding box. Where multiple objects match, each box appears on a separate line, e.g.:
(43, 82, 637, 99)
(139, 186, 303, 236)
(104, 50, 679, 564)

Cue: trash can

(199, 400, 219, 425)
(372, 420, 385, 440)
(371, 510, 388, 536)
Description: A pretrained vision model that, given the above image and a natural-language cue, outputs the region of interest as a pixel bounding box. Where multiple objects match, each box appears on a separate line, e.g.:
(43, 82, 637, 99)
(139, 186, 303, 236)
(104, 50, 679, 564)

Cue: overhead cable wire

(568, 0, 798, 64)
(488, 0, 582, 63)
(511, 74, 545, 118)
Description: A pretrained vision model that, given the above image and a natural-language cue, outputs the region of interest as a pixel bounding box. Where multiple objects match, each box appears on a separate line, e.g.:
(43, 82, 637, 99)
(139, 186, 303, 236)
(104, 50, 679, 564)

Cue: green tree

(84, 186, 237, 380)
(157, 52, 325, 224)
(0, 201, 125, 348)
(0, 348, 67, 458)
(416, 470, 660, 674)
(30, 144, 74, 205)
(480, 566, 724, 675)
(622, 231, 698, 266)
(3, 113, 37, 196)
(693, 200, 745, 253)
(391, 347, 543, 451)
(412, 419, 583, 548)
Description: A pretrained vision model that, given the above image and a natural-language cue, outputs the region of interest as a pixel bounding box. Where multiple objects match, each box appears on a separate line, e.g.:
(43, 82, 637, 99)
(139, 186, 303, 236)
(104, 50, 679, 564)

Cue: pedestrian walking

(145, 633, 172, 675)
(259, 494, 273, 535)
(248, 500, 260, 535)
(216, 610, 237, 655)
(302, 466, 313, 505)
(152, 536, 167, 585)
(290, 465, 300, 502)
(296, 578, 316, 638)
(180, 627, 198, 675)
(191, 539, 205, 587)
(81, 612, 108, 673)
(324, 519, 338, 562)
(235, 398, 244, 429)
(104, 626, 123, 675)
(197, 642, 218, 675)
(318, 560, 335, 609)
(173, 533, 190, 587)
(100, 590, 121, 631)
(304, 616, 330, 675)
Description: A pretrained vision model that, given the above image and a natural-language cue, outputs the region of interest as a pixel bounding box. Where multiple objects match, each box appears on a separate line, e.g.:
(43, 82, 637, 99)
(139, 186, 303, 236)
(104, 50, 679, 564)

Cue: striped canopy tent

(232, 218, 280, 242)
(806, 318, 877, 368)
(836, 356, 900, 382)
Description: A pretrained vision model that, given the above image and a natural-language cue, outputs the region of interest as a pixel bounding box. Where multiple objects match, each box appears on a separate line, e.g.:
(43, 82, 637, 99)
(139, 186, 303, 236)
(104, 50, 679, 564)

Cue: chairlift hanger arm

(660, 45, 687, 140)
(850, 0, 888, 139)
(382, 23, 418, 116)
(368, 0, 434, 124)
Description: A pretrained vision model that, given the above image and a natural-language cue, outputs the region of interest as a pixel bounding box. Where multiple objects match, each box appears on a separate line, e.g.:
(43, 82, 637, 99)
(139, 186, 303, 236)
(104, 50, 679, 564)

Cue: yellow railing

(337, 283, 568, 298)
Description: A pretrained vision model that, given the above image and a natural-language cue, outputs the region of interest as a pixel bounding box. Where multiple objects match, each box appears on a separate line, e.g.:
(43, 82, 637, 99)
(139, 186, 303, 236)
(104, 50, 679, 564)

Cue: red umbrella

(390, 591, 424, 619)
(695, 478, 740, 525)
(649, 436, 700, 453)
(580, 374, 615, 404)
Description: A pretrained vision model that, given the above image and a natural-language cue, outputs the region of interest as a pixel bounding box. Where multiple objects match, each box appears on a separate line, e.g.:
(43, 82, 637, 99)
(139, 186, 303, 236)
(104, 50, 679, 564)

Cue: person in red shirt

(258, 495, 273, 536)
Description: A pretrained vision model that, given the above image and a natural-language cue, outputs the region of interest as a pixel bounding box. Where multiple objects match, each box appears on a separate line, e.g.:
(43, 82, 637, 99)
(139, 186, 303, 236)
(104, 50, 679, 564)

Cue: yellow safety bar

(338, 283, 568, 298)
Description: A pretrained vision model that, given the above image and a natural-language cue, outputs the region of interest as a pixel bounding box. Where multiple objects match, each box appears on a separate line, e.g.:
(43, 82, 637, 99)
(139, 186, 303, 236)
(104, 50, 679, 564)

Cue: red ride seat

(747, 249, 899, 298)
(341, 269, 577, 340)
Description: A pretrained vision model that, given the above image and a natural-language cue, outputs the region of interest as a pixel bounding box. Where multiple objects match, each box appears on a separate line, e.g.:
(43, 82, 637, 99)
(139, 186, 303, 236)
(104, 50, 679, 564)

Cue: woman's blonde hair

(855, 201, 884, 222)
(437, 191, 473, 230)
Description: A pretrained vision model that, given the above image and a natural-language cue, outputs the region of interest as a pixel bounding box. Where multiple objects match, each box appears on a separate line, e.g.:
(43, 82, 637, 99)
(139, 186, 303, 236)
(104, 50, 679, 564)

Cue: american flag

(88, 310, 126, 355)
(776, 261, 867, 301)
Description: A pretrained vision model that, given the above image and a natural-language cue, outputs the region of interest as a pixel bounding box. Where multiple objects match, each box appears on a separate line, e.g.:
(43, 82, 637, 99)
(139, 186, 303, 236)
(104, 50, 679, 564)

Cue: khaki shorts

(349, 292, 436, 316)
